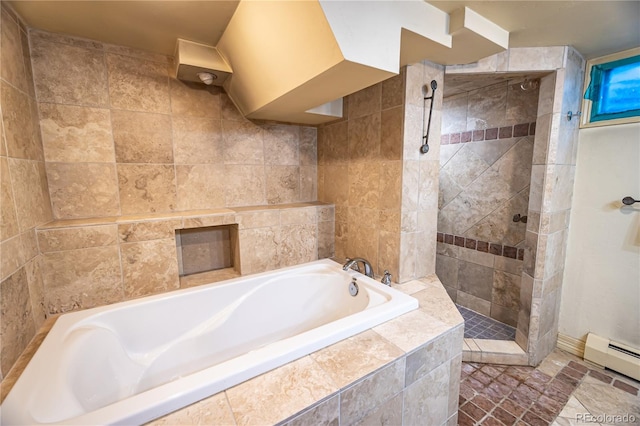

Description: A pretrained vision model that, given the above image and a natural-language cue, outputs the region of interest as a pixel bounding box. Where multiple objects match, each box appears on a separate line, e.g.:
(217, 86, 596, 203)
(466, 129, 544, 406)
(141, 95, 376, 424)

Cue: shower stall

(436, 74, 543, 340)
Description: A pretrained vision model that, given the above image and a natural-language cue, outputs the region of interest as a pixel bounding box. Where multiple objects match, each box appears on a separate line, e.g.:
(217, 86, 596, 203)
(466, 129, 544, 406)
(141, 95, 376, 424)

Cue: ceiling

(9, 1, 240, 56)
(9, 1, 640, 61)
(429, 1, 640, 59)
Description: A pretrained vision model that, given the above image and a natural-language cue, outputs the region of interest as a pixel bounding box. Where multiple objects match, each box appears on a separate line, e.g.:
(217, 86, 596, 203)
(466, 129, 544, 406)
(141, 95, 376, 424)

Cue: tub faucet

(342, 257, 374, 278)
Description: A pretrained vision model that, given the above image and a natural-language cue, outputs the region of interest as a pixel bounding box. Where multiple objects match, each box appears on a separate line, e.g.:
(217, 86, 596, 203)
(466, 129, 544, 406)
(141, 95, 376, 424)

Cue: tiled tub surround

(1, 275, 464, 426)
(0, 3, 53, 380)
(36, 203, 335, 316)
(318, 70, 407, 280)
(1, 20, 320, 378)
(29, 28, 318, 220)
(318, 60, 445, 284)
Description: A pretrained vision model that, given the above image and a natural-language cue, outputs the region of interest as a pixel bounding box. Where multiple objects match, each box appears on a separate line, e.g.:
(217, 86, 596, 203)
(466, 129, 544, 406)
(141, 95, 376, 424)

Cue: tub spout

(342, 257, 374, 278)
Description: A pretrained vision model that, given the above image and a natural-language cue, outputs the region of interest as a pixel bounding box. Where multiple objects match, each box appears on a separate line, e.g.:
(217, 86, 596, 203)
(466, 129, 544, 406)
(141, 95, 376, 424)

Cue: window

(581, 48, 640, 128)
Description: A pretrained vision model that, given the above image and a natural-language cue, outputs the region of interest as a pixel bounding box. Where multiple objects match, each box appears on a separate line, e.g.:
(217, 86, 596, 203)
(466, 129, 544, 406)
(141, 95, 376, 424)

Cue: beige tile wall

(0, 3, 53, 379)
(399, 61, 444, 282)
(439, 81, 538, 242)
(436, 243, 523, 327)
(318, 61, 444, 284)
(436, 79, 538, 325)
(521, 47, 585, 365)
(29, 29, 317, 220)
(318, 71, 405, 280)
(38, 204, 333, 316)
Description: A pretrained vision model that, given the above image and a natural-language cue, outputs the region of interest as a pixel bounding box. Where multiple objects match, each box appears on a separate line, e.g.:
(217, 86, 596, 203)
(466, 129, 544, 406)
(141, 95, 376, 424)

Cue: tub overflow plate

(349, 278, 359, 297)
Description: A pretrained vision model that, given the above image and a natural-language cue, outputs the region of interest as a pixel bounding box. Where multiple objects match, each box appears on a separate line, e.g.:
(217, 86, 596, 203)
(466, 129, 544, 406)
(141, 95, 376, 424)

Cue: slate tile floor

(457, 304, 516, 340)
(458, 349, 640, 425)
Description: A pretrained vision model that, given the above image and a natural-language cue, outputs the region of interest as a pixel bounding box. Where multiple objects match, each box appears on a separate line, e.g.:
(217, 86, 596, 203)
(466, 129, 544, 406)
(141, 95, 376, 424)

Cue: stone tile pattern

(318, 61, 445, 283)
(459, 361, 578, 425)
(29, 29, 318, 219)
(0, 3, 53, 380)
(436, 239, 524, 327)
(398, 62, 445, 282)
(458, 349, 640, 426)
(318, 70, 405, 282)
(457, 304, 516, 341)
(437, 81, 537, 333)
(438, 85, 536, 246)
(0, 317, 56, 404)
(38, 204, 334, 316)
(549, 351, 640, 426)
(518, 48, 586, 366)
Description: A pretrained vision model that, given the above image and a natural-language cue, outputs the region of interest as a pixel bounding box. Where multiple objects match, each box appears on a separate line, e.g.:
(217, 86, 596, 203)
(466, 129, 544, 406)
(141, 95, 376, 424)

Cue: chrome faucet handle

(381, 270, 392, 286)
(342, 258, 360, 273)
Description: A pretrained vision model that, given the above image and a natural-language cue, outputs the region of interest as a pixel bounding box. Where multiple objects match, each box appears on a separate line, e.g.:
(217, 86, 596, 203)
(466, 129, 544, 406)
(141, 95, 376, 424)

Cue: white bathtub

(2, 259, 418, 425)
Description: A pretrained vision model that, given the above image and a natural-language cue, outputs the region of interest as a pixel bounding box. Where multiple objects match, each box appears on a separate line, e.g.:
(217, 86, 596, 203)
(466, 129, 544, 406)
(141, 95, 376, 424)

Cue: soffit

(428, 1, 640, 59)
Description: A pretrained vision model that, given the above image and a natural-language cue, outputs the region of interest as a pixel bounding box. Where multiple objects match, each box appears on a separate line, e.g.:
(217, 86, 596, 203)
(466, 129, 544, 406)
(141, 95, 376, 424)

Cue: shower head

(431, 80, 438, 91)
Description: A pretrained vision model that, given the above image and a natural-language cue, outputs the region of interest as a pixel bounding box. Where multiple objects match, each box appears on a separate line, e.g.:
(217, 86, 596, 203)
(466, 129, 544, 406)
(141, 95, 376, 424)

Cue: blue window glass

(585, 55, 640, 122)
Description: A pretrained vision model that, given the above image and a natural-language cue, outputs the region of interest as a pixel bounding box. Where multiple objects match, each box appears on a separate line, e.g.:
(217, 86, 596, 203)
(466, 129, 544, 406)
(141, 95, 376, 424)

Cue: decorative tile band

(437, 232, 524, 261)
(441, 121, 536, 145)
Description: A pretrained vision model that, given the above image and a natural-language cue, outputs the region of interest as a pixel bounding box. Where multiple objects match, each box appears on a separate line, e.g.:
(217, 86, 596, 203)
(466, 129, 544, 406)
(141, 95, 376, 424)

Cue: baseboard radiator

(584, 332, 640, 381)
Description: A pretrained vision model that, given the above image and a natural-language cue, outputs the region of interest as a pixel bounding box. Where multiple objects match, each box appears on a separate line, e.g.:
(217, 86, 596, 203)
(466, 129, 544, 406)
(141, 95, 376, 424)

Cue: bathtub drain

(349, 279, 359, 297)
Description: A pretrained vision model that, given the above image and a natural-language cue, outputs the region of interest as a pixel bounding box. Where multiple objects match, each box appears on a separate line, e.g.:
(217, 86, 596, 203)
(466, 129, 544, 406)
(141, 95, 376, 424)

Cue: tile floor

(458, 349, 640, 425)
(457, 305, 516, 341)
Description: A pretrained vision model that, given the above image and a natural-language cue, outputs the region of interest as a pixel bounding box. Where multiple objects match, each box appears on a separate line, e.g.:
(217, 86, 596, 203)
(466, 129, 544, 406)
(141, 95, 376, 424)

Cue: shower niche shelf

(175, 225, 240, 286)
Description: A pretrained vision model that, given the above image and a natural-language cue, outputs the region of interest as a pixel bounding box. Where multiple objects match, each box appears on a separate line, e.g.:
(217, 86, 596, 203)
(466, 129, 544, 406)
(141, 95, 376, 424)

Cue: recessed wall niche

(176, 225, 240, 280)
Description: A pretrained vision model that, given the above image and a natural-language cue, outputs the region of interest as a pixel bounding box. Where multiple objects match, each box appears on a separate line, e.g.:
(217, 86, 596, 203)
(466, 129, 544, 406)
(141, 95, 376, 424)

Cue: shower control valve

(512, 214, 528, 223)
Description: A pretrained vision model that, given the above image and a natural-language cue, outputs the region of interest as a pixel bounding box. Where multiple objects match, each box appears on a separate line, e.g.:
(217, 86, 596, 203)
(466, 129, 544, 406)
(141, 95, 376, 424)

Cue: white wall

(560, 122, 640, 349)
